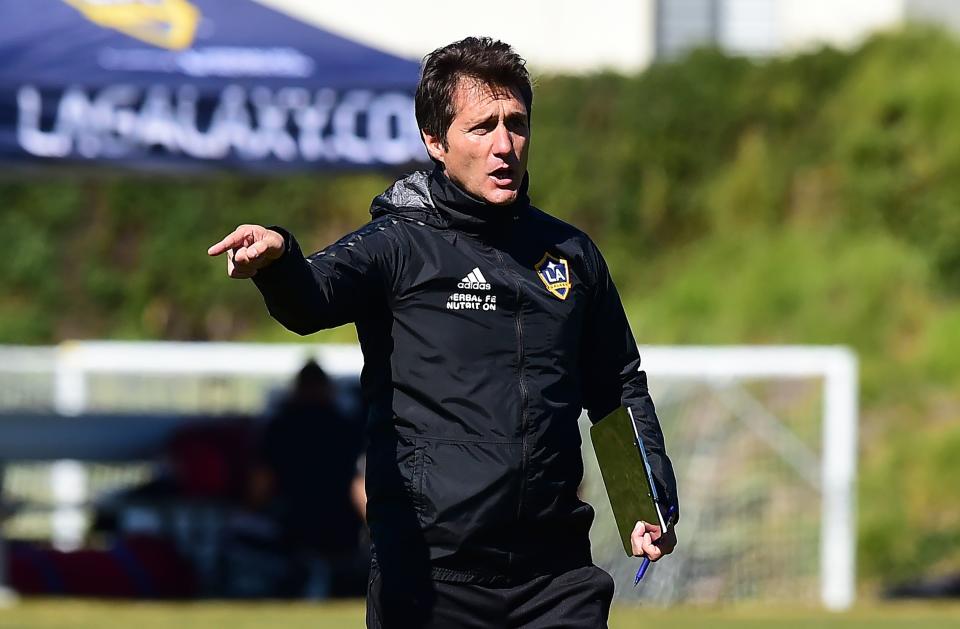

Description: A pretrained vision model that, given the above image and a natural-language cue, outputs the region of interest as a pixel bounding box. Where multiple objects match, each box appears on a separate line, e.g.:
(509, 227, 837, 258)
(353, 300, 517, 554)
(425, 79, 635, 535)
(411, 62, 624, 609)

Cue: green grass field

(1, 600, 958, 629)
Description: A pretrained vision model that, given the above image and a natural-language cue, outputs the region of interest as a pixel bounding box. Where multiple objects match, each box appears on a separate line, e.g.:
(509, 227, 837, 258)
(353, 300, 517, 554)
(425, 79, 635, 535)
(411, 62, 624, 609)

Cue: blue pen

(634, 556, 651, 585)
(634, 504, 676, 586)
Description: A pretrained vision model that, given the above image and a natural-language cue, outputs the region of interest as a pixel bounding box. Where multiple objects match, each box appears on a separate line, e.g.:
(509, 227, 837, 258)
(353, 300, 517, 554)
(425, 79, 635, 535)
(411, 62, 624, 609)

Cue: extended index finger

(207, 228, 247, 257)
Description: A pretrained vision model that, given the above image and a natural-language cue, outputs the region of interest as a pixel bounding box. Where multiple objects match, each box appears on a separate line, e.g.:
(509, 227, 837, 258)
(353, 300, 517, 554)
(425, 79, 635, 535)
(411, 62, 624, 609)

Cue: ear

(421, 129, 446, 164)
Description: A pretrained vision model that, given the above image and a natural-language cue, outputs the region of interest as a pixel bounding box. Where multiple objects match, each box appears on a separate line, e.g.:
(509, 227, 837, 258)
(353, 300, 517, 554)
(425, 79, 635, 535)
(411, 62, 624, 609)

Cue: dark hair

(416, 37, 533, 148)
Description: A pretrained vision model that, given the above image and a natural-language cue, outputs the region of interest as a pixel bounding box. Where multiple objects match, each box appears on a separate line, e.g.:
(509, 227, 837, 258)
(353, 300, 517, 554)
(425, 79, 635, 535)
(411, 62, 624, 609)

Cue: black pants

(366, 563, 615, 629)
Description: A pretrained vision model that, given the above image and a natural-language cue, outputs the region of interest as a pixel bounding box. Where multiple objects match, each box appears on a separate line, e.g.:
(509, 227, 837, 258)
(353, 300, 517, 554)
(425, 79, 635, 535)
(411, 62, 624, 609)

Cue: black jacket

(253, 168, 678, 584)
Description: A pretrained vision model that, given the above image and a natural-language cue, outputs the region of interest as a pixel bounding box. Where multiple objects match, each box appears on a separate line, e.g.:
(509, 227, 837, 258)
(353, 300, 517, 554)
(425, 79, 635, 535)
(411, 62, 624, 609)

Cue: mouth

(489, 166, 515, 186)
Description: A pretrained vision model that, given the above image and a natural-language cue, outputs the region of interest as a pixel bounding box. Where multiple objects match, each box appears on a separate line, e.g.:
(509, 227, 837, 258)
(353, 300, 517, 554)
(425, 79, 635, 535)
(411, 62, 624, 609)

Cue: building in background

(255, 0, 657, 73)
(656, 0, 960, 59)
(258, 0, 960, 73)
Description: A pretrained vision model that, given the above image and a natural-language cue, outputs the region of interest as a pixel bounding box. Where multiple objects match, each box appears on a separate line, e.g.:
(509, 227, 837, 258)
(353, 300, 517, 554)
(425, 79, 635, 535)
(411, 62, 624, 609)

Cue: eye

(471, 120, 497, 134)
(506, 116, 529, 134)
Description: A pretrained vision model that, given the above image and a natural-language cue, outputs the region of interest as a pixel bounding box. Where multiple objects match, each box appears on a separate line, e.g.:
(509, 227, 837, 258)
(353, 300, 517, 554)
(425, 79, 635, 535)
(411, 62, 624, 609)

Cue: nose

(491, 121, 513, 157)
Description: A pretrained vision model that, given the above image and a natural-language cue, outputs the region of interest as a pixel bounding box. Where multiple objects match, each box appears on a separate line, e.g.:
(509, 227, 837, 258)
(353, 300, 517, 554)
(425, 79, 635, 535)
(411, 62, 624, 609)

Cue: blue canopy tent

(0, 0, 429, 171)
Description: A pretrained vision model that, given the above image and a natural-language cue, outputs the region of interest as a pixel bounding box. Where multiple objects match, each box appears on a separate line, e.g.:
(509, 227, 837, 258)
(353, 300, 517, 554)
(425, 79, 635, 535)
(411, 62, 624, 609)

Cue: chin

(484, 188, 519, 206)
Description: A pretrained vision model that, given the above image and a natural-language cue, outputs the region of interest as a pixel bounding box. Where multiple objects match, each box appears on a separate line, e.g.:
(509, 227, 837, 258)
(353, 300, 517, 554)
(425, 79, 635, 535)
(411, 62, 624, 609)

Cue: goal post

(646, 346, 857, 610)
(582, 346, 858, 610)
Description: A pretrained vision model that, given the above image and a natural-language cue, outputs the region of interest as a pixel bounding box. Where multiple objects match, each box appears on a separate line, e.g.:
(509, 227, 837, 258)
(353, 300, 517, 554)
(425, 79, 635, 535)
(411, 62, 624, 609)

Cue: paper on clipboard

(590, 405, 668, 556)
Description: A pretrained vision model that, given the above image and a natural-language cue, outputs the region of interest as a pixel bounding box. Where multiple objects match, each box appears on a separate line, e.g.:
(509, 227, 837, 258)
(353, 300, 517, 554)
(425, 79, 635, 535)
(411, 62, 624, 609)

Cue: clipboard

(590, 405, 670, 555)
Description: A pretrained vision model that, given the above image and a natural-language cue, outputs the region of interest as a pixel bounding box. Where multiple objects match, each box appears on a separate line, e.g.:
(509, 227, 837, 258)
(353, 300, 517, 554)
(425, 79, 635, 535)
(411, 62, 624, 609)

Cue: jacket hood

(370, 167, 530, 235)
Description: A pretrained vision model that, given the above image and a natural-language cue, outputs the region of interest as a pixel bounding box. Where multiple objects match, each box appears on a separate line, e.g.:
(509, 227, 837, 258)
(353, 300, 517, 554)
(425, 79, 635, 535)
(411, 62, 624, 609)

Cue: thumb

(247, 242, 259, 259)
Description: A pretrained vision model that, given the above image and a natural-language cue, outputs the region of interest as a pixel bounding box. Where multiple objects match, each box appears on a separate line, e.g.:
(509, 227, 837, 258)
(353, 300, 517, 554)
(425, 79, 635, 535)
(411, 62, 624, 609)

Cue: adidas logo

(457, 267, 491, 290)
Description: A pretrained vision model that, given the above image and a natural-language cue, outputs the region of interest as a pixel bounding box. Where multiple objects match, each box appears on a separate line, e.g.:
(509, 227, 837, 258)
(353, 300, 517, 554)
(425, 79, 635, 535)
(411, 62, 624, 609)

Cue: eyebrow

(466, 110, 528, 127)
(467, 113, 498, 126)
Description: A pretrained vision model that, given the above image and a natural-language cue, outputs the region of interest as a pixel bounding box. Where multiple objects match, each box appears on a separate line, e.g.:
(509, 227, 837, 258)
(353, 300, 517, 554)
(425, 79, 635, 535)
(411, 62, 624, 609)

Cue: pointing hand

(207, 224, 285, 278)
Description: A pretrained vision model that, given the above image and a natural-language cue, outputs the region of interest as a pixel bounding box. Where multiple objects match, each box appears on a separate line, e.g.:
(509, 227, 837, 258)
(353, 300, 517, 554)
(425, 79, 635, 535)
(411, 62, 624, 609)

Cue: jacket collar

(428, 166, 530, 235)
(370, 167, 530, 237)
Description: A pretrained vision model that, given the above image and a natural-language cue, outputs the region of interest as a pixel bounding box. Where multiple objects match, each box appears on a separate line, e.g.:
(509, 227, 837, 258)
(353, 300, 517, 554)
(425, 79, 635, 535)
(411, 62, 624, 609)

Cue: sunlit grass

(1, 599, 958, 629)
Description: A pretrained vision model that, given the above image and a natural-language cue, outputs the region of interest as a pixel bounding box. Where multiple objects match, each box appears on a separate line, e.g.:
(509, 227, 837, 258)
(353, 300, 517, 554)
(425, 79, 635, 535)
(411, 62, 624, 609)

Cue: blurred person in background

(248, 359, 367, 598)
(209, 36, 678, 628)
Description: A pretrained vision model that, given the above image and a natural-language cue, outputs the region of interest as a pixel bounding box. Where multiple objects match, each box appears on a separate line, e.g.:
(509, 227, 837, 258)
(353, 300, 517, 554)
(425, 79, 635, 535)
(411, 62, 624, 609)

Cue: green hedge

(2, 26, 960, 583)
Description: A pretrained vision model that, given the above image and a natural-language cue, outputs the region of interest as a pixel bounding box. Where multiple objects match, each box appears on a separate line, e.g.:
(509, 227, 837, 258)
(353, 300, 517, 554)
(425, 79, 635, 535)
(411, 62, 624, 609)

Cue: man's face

(423, 78, 531, 206)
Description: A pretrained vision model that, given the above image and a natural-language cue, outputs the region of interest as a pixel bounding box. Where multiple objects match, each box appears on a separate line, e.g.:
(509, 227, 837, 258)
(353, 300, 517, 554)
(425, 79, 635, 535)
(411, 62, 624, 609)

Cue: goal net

(0, 342, 856, 609)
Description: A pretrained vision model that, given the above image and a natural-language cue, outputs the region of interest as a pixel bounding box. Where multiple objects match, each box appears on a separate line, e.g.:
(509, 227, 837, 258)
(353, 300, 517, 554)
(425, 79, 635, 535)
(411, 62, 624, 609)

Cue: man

(251, 360, 368, 597)
(209, 37, 678, 628)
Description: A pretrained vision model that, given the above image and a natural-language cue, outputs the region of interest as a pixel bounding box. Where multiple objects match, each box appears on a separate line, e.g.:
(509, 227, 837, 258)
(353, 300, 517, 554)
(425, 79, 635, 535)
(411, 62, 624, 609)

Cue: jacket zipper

(494, 248, 529, 546)
(494, 248, 529, 435)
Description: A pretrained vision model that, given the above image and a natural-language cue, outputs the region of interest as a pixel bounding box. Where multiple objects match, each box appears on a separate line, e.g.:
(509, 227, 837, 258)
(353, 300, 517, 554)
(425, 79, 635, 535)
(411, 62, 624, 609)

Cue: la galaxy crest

(534, 253, 572, 300)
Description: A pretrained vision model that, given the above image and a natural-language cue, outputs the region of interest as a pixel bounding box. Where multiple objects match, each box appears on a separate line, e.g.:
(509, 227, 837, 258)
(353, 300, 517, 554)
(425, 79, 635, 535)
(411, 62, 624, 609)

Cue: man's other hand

(208, 224, 285, 278)
(630, 520, 677, 562)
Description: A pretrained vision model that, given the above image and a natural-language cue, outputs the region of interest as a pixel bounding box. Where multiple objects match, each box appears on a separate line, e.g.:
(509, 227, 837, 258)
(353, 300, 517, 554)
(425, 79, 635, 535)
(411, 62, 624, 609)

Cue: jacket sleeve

(251, 223, 394, 335)
(580, 242, 680, 522)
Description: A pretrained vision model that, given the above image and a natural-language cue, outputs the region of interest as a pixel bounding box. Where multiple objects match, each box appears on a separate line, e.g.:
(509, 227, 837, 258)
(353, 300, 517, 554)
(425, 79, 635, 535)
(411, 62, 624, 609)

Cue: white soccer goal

(583, 346, 858, 611)
(0, 342, 857, 609)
